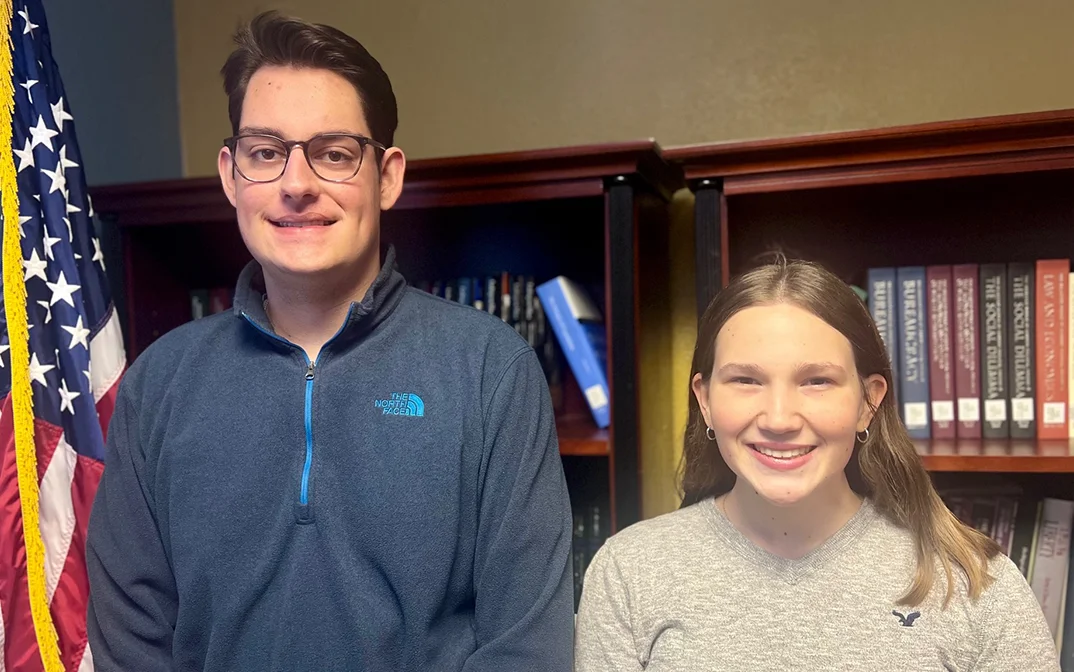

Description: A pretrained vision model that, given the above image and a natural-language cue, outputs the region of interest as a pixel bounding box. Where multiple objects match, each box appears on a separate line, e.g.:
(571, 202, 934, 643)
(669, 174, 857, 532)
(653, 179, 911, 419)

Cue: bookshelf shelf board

(556, 415, 610, 456)
(665, 108, 1074, 195)
(917, 439, 1074, 472)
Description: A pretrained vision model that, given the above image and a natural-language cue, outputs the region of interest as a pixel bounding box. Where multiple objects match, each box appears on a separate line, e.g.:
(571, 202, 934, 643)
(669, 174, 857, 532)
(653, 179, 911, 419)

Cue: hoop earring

(856, 427, 870, 444)
(705, 427, 716, 441)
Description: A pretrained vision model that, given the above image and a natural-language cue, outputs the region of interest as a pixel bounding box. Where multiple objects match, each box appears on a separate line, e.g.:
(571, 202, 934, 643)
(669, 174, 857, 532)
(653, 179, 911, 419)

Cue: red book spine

(1034, 259, 1069, 439)
(927, 266, 956, 439)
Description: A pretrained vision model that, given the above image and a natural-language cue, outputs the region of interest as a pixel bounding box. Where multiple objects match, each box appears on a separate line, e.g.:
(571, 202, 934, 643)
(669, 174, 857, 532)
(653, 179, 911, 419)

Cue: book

(953, 265, 982, 438)
(1007, 263, 1036, 439)
(980, 264, 1008, 438)
(1035, 260, 1069, 439)
(867, 267, 900, 405)
(926, 266, 956, 439)
(897, 266, 929, 439)
(1029, 498, 1074, 644)
(537, 276, 611, 429)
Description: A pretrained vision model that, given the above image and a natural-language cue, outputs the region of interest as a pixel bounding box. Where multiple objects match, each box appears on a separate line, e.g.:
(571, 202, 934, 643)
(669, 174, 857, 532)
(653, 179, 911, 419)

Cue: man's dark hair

(221, 11, 398, 148)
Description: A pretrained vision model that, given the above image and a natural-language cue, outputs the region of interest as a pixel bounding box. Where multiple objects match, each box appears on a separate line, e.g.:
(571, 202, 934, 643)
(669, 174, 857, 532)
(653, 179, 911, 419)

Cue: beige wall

(176, 0, 1074, 174)
(173, 0, 1074, 518)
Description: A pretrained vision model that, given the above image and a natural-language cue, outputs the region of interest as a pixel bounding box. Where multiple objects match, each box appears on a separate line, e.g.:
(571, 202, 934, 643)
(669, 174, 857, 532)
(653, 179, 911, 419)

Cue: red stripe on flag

(0, 393, 45, 672)
(93, 366, 122, 440)
(50, 454, 102, 671)
(32, 419, 61, 485)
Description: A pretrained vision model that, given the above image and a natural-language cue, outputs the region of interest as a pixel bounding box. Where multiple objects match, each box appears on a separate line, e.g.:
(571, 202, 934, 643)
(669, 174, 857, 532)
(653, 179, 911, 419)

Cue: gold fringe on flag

(0, 0, 64, 669)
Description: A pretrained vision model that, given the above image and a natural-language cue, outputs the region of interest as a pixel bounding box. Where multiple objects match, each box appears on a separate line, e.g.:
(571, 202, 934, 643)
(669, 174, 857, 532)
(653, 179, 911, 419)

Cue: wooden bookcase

(89, 141, 683, 534)
(665, 108, 1074, 489)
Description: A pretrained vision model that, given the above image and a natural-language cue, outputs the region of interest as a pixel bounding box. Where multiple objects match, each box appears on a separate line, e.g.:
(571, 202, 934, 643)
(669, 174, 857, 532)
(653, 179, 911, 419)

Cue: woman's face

(692, 303, 886, 507)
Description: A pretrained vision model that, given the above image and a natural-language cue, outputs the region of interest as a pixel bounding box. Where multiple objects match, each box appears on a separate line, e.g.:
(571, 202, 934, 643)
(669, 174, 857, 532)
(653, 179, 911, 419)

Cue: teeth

(275, 221, 328, 227)
(754, 445, 814, 459)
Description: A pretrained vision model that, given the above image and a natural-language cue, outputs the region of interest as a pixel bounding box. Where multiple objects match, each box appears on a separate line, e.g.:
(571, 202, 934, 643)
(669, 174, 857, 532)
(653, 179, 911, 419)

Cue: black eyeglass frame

(222, 132, 388, 183)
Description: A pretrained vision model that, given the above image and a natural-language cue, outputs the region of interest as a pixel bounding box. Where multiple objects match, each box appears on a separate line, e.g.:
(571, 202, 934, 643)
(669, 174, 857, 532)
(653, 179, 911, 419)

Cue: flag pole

(0, 0, 63, 668)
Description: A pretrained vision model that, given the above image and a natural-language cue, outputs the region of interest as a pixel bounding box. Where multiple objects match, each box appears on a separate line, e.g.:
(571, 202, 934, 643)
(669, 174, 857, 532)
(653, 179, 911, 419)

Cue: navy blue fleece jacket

(85, 247, 575, 671)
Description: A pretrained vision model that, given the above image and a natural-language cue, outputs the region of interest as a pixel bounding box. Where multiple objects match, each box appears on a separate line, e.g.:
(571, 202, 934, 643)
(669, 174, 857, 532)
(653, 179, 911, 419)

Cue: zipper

(301, 359, 315, 505)
(242, 305, 355, 520)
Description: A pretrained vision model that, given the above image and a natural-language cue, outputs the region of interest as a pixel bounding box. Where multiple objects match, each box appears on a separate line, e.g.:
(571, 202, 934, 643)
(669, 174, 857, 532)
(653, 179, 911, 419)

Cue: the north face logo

(374, 393, 425, 417)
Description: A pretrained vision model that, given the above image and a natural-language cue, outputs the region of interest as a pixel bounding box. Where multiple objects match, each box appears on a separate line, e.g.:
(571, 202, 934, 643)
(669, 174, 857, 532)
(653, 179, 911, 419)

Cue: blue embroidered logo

(374, 393, 425, 417)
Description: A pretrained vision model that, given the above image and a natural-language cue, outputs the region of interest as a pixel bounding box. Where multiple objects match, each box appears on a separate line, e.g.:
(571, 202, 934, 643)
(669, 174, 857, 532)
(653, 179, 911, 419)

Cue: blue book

(867, 267, 900, 406)
(897, 266, 930, 439)
(536, 276, 610, 429)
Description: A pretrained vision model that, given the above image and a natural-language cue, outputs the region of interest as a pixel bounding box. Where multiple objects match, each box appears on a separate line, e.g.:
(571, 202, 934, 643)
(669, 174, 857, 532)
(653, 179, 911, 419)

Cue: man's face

(218, 65, 404, 288)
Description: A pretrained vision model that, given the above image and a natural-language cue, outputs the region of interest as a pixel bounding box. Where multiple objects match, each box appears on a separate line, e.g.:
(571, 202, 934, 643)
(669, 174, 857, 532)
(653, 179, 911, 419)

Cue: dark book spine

(1007, 263, 1036, 438)
(189, 289, 209, 320)
(485, 276, 498, 315)
(1009, 495, 1042, 577)
(969, 497, 998, 538)
(511, 275, 524, 335)
(499, 272, 511, 323)
(572, 512, 586, 612)
(992, 496, 1019, 554)
(980, 264, 1008, 438)
(953, 265, 982, 438)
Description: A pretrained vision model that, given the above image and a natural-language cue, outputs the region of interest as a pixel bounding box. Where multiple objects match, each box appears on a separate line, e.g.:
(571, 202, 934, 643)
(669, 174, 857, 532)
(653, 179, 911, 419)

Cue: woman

(574, 257, 1059, 671)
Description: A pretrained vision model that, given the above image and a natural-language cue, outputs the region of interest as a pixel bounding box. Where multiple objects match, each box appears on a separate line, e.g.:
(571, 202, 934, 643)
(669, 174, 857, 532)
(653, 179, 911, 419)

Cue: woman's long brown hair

(679, 256, 1001, 607)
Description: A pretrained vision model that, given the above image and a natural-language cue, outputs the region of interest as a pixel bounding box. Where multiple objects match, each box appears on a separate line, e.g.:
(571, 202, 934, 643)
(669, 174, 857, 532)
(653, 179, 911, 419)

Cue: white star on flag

(58, 378, 80, 415)
(27, 351, 55, 387)
(23, 248, 47, 282)
(42, 163, 67, 195)
(62, 315, 91, 351)
(19, 79, 37, 104)
(91, 238, 106, 271)
(18, 7, 38, 36)
(43, 232, 61, 259)
(58, 145, 78, 171)
(14, 137, 34, 172)
(28, 114, 57, 151)
(51, 97, 74, 131)
(46, 270, 81, 307)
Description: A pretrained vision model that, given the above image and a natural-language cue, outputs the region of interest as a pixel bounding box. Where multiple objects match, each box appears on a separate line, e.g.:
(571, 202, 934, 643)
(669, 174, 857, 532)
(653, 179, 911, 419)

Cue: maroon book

(927, 266, 956, 439)
(953, 264, 981, 438)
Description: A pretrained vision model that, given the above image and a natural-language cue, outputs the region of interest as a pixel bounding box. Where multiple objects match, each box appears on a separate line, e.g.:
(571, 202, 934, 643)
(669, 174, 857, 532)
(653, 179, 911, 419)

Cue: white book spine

(1029, 497, 1074, 644)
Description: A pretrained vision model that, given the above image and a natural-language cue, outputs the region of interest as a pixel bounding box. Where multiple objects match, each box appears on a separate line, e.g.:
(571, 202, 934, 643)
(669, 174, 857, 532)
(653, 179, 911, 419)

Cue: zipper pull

(305, 361, 315, 380)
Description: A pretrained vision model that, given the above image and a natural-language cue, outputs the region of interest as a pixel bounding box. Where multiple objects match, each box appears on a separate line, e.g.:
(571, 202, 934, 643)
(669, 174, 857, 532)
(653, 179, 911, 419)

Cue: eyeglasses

(223, 133, 387, 183)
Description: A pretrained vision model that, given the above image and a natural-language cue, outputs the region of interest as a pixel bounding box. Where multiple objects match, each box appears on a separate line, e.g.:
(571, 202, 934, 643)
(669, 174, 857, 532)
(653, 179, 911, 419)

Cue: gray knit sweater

(574, 497, 1059, 671)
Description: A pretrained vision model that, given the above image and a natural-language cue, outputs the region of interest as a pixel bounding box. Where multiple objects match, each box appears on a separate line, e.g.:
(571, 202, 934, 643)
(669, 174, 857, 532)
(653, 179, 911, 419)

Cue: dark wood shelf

(556, 415, 609, 456)
(917, 439, 1074, 472)
(665, 108, 1074, 195)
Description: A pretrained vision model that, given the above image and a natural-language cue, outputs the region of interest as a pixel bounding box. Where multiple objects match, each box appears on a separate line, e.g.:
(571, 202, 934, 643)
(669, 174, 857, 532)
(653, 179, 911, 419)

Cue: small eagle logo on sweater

(892, 610, 921, 627)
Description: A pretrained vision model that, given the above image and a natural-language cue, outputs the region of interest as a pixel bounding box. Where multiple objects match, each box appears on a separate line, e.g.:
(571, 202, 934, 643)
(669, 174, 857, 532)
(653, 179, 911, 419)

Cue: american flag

(0, 1, 126, 670)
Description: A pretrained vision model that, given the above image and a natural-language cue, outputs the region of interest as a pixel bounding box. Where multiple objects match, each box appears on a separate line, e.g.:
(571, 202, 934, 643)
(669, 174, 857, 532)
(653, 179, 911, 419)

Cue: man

(85, 11, 574, 671)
